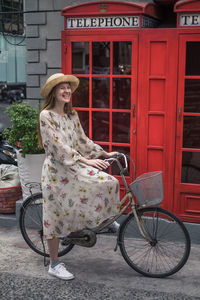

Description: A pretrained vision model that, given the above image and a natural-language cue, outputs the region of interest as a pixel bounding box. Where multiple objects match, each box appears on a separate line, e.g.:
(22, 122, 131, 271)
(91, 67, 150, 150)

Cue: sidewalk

(0, 226, 200, 299)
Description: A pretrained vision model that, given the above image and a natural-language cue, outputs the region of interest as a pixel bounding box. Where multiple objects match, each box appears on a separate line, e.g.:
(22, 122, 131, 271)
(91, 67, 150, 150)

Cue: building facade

(0, 0, 26, 85)
(24, 0, 200, 223)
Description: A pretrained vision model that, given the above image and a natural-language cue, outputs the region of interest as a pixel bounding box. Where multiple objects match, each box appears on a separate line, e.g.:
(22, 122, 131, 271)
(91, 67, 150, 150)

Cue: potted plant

(3, 102, 45, 200)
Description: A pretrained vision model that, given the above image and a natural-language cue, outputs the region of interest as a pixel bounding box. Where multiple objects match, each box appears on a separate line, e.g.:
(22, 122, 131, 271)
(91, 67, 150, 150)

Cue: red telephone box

(174, 0, 200, 222)
(61, 0, 200, 222)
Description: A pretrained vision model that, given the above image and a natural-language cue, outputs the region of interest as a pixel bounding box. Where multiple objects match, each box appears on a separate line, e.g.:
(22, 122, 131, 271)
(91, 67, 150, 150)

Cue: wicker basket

(0, 185, 22, 214)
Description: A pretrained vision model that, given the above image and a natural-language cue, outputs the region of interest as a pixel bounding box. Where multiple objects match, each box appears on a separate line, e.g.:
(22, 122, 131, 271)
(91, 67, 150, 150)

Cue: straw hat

(41, 73, 79, 99)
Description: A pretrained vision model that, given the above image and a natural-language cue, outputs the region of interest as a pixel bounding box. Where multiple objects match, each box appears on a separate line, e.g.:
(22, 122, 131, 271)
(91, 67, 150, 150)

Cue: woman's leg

(47, 238, 59, 262)
(47, 237, 74, 280)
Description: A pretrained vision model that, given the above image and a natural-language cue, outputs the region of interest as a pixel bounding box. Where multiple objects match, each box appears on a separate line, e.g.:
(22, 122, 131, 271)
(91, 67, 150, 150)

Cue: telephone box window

(72, 42, 89, 74)
(182, 152, 200, 184)
(92, 111, 109, 141)
(181, 40, 200, 185)
(92, 42, 110, 74)
(113, 41, 132, 74)
(184, 79, 200, 113)
(183, 116, 200, 149)
(77, 111, 89, 137)
(112, 146, 130, 175)
(92, 78, 110, 108)
(72, 77, 89, 108)
(113, 78, 131, 109)
(186, 42, 200, 76)
(112, 112, 130, 143)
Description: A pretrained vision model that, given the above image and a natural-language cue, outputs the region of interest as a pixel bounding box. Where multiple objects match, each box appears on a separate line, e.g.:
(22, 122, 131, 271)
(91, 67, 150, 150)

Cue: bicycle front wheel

(119, 207, 191, 278)
(19, 193, 74, 257)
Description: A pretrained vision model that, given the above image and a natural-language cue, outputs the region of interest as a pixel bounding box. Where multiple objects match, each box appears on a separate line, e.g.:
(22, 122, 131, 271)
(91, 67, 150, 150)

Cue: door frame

(62, 31, 139, 191)
(137, 29, 179, 211)
(174, 33, 200, 222)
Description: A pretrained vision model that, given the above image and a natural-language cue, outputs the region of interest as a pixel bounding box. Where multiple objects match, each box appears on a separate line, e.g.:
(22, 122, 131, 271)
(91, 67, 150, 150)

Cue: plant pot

(16, 151, 45, 200)
(0, 185, 22, 213)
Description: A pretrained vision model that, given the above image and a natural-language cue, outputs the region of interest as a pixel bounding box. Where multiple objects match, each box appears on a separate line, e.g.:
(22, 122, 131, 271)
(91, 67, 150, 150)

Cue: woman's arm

(78, 151, 118, 170)
(74, 112, 104, 159)
(78, 156, 108, 170)
(101, 151, 119, 158)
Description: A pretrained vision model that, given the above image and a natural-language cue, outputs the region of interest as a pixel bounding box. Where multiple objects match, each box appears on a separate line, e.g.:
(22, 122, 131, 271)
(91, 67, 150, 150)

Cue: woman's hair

(37, 83, 75, 148)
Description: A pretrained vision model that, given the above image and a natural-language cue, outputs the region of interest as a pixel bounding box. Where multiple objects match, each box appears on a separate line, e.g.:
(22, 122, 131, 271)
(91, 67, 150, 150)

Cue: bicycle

(19, 153, 191, 278)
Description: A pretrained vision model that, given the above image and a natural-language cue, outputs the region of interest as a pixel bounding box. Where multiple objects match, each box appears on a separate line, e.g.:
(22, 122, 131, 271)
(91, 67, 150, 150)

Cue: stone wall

(24, 0, 153, 106)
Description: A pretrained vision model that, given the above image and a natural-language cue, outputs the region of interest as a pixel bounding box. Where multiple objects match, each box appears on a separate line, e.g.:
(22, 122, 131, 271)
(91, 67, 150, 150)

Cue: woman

(38, 73, 120, 280)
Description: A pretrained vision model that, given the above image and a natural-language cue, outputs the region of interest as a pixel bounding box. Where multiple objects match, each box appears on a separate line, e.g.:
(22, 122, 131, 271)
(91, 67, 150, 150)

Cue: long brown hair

(37, 84, 75, 148)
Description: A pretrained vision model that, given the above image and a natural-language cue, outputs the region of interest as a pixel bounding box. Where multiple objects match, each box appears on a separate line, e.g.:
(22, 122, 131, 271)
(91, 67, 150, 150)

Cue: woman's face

(54, 82, 71, 104)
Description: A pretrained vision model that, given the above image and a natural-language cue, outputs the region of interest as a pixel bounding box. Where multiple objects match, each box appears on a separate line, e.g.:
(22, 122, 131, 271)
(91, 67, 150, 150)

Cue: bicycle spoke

(119, 208, 190, 277)
(25, 203, 43, 227)
(19, 193, 74, 257)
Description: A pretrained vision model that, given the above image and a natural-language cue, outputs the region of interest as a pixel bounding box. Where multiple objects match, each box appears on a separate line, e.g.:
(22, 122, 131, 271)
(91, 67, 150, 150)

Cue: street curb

(0, 213, 17, 227)
(0, 198, 22, 227)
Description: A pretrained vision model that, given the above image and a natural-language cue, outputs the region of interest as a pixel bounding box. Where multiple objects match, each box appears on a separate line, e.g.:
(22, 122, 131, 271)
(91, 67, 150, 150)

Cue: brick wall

(24, 0, 153, 106)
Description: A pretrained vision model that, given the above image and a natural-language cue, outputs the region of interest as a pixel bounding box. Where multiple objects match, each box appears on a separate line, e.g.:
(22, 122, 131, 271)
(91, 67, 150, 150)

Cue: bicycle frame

(93, 155, 155, 243)
(23, 155, 155, 244)
(19, 154, 191, 277)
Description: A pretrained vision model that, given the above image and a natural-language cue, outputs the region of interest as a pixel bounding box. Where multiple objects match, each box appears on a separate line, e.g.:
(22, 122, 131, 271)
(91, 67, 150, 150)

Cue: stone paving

(0, 226, 200, 299)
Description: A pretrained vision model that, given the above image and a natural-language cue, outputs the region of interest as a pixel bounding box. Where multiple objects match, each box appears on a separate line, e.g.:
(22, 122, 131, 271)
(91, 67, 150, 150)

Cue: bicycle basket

(129, 171, 163, 207)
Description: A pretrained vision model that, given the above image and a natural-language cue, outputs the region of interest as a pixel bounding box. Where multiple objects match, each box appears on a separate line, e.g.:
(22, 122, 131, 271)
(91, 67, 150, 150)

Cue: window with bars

(0, 0, 23, 35)
(181, 41, 200, 184)
(71, 40, 133, 175)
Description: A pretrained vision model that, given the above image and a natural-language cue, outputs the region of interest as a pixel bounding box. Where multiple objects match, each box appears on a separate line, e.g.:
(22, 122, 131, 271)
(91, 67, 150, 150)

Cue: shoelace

(55, 263, 66, 271)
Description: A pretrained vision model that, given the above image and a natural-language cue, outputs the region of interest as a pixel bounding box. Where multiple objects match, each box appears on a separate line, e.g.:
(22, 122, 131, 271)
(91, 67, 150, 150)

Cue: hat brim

(41, 75, 79, 99)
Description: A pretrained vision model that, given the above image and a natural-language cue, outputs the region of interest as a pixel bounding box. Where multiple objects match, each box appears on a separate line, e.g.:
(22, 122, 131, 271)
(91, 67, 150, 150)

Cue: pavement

(0, 225, 200, 300)
(1, 99, 200, 299)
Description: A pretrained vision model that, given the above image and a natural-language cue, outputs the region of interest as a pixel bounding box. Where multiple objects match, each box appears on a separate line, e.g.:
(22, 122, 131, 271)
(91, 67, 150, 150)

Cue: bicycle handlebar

(104, 152, 128, 175)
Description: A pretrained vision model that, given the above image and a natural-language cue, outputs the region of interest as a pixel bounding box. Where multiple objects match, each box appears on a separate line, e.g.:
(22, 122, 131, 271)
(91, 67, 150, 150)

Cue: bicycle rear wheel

(19, 193, 74, 257)
(119, 207, 191, 278)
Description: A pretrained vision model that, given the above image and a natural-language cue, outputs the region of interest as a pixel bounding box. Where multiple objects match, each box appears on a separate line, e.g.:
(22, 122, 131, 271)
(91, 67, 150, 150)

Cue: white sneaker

(48, 263, 74, 280)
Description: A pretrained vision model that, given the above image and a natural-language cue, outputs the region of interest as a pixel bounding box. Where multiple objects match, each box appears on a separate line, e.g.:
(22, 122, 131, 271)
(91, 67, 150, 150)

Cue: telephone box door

(174, 34, 200, 222)
(62, 34, 138, 194)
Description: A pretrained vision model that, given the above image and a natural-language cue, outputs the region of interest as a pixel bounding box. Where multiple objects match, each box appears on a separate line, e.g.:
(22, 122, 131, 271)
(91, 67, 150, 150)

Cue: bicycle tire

(19, 193, 74, 257)
(119, 207, 191, 278)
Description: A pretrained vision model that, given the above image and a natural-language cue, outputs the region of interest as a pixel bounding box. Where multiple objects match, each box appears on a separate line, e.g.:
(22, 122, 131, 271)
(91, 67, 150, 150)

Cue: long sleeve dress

(40, 110, 120, 239)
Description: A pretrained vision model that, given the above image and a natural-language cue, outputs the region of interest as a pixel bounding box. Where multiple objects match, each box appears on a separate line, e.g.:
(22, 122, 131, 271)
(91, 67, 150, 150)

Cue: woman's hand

(79, 157, 108, 170)
(79, 151, 119, 170)
(102, 151, 119, 158)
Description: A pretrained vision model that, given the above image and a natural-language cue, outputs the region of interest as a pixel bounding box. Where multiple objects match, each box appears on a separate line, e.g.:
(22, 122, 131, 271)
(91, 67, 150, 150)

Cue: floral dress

(40, 110, 120, 239)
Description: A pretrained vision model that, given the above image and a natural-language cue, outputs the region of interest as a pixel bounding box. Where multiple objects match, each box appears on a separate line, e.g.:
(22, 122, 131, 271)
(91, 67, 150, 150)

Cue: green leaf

(3, 102, 44, 156)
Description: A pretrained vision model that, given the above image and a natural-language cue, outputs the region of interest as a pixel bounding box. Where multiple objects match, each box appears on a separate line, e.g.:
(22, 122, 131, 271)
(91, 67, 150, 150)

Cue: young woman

(38, 73, 120, 280)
